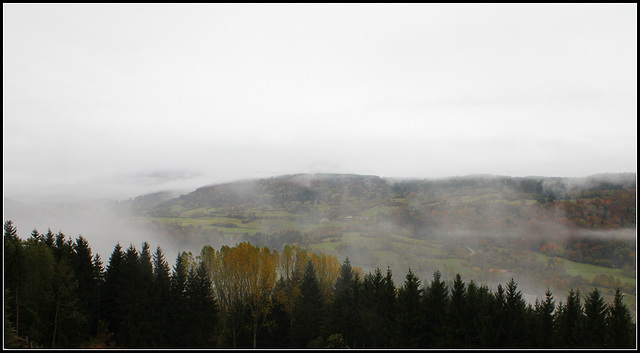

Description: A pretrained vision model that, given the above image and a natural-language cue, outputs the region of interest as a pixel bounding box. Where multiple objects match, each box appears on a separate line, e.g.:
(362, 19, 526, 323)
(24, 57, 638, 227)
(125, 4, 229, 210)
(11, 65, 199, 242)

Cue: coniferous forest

(3, 220, 635, 349)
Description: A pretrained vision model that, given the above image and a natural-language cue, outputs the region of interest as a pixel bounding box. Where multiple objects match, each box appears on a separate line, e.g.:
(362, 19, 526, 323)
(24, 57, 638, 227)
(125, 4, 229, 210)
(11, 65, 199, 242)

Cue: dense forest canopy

(3, 220, 636, 349)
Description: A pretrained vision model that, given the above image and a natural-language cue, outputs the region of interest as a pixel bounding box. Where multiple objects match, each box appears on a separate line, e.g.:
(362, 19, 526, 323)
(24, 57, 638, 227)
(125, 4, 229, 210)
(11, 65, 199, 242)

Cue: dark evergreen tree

(30, 229, 40, 242)
(445, 273, 466, 347)
(50, 256, 83, 348)
(324, 257, 358, 347)
(150, 246, 172, 347)
(461, 280, 491, 347)
(380, 267, 397, 348)
(259, 278, 291, 348)
(394, 268, 424, 348)
(290, 260, 324, 347)
(43, 229, 55, 248)
(134, 242, 155, 347)
(605, 288, 635, 348)
(20, 237, 55, 347)
(553, 289, 584, 348)
(169, 252, 190, 347)
(4, 220, 24, 340)
(485, 283, 507, 348)
(423, 270, 448, 347)
(4, 289, 19, 348)
(70, 236, 97, 343)
(91, 253, 105, 345)
(582, 287, 607, 348)
(184, 262, 218, 347)
(532, 288, 555, 348)
(503, 278, 530, 347)
(359, 268, 381, 347)
(115, 244, 146, 347)
(349, 271, 363, 348)
(100, 244, 125, 347)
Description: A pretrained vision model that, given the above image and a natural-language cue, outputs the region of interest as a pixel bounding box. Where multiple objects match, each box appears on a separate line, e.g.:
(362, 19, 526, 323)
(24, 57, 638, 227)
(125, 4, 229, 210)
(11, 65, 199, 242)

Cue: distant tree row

(3, 220, 635, 349)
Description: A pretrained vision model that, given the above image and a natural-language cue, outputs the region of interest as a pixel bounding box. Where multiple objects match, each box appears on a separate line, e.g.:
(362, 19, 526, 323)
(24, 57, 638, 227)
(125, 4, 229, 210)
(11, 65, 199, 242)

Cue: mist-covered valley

(4, 172, 636, 316)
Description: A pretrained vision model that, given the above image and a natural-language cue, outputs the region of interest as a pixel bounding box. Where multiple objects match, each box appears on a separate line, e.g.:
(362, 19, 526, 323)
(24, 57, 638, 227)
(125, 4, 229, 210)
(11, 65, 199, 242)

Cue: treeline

(3, 220, 635, 349)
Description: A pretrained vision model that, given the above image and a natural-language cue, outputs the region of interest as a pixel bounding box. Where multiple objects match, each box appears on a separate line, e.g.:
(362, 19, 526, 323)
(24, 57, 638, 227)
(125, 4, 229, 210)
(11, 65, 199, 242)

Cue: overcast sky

(3, 3, 637, 203)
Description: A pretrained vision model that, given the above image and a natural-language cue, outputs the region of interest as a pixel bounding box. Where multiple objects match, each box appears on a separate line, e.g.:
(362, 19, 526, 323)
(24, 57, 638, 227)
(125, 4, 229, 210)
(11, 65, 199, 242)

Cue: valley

(122, 173, 636, 314)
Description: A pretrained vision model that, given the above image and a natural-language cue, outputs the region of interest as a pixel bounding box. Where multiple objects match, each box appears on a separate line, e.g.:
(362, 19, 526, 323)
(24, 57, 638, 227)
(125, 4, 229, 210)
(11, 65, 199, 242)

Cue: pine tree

(395, 268, 424, 348)
(605, 288, 635, 348)
(423, 270, 448, 347)
(445, 273, 466, 347)
(259, 278, 291, 348)
(503, 278, 529, 347)
(553, 289, 584, 348)
(151, 246, 172, 347)
(169, 252, 190, 347)
(134, 242, 155, 347)
(359, 269, 378, 348)
(4, 220, 24, 340)
(461, 280, 490, 347)
(100, 244, 125, 347)
(324, 257, 358, 347)
(71, 236, 98, 343)
(583, 287, 607, 348)
(290, 260, 324, 347)
(184, 262, 218, 347)
(380, 267, 397, 348)
(116, 244, 147, 347)
(532, 288, 555, 348)
(20, 237, 55, 346)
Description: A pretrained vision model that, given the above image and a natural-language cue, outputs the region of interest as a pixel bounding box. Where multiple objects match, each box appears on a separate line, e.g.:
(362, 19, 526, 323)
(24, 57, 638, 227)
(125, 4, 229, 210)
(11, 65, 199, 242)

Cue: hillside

(125, 172, 635, 316)
(133, 172, 636, 232)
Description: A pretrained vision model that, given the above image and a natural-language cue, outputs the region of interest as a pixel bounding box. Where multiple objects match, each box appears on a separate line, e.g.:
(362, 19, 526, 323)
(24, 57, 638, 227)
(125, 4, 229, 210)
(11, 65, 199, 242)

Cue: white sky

(3, 3, 637, 203)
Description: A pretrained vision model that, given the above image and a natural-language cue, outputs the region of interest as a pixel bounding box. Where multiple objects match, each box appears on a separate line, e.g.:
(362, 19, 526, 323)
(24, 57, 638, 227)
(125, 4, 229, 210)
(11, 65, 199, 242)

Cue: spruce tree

(71, 236, 97, 343)
(169, 252, 189, 347)
(4, 220, 24, 340)
(290, 260, 324, 347)
(445, 273, 466, 347)
(394, 268, 424, 348)
(184, 262, 218, 347)
(532, 288, 555, 348)
(503, 278, 529, 347)
(553, 289, 584, 348)
(380, 267, 397, 348)
(605, 288, 635, 348)
(583, 287, 607, 348)
(151, 246, 172, 347)
(324, 257, 357, 347)
(423, 270, 448, 347)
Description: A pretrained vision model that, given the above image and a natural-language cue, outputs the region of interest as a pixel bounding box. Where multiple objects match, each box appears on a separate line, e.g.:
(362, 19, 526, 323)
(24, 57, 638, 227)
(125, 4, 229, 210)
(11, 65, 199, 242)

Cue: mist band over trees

(3, 220, 636, 349)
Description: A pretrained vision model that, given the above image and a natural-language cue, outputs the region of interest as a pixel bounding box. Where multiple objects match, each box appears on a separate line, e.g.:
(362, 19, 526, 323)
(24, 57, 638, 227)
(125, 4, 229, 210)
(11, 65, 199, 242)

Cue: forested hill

(137, 173, 390, 212)
(129, 172, 636, 231)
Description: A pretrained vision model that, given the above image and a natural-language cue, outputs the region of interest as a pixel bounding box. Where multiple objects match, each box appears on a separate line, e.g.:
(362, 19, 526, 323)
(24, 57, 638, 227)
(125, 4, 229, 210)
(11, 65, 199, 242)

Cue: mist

(3, 197, 197, 263)
(3, 4, 637, 206)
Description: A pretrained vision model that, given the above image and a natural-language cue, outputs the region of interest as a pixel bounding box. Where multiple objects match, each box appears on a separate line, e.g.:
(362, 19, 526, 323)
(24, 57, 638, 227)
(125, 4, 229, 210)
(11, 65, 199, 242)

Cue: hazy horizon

(4, 3, 637, 204)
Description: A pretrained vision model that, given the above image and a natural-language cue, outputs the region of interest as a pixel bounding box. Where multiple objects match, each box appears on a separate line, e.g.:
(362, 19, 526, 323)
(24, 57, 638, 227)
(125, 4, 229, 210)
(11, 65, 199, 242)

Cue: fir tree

(395, 268, 424, 348)
(290, 260, 324, 347)
(324, 257, 358, 346)
(532, 288, 555, 348)
(605, 288, 635, 348)
(423, 270, 448, 347)
(583, 287, 607, 348)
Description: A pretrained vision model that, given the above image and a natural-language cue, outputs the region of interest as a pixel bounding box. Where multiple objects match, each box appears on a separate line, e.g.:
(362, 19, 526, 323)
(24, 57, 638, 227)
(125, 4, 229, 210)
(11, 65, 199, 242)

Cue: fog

(3, 197, 196, 264)
(3, 3, 637, 204)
